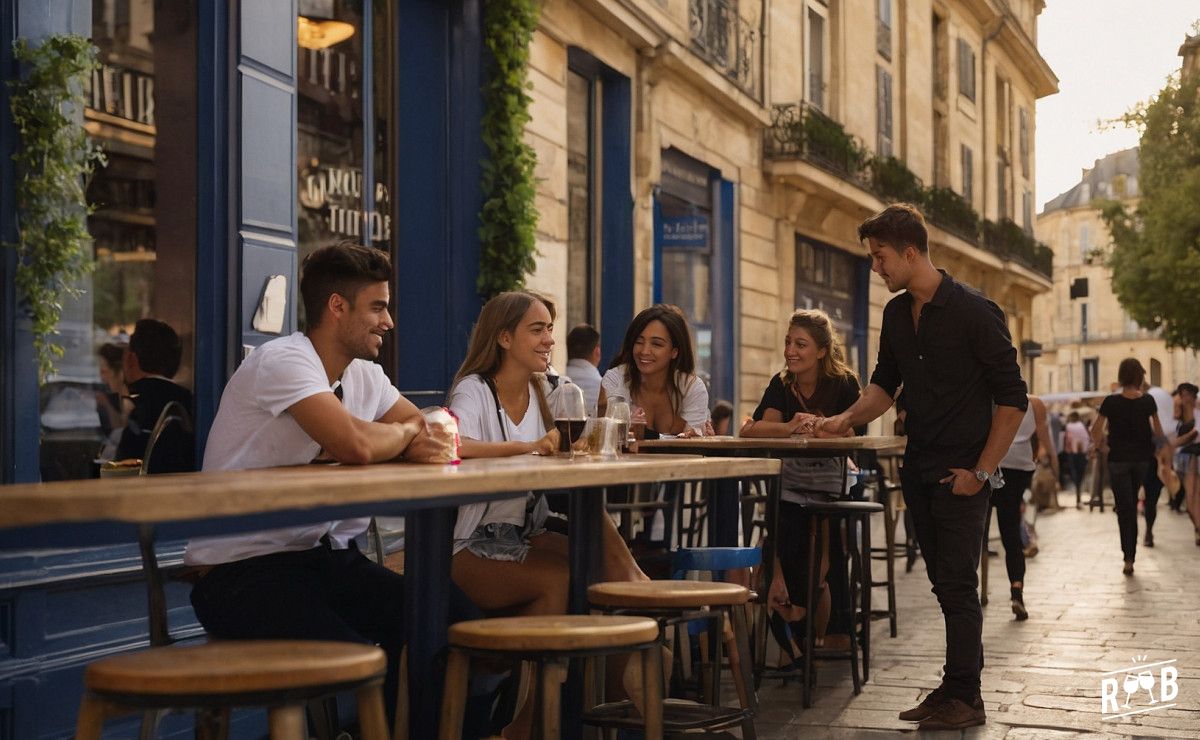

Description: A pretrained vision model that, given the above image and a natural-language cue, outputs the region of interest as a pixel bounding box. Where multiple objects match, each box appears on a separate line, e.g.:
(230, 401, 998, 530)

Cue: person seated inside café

(114, 319, 195, 472)
(183, 240, 475, 724)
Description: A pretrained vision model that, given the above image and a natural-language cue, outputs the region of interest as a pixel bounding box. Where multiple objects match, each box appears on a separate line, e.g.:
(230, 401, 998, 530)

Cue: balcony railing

(689, 0, 764, 103)
(765, 101, 1054, 281)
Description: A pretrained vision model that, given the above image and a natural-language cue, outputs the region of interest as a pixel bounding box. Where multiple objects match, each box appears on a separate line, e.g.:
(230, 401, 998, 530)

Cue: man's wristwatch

(974, 468, 1004, 489)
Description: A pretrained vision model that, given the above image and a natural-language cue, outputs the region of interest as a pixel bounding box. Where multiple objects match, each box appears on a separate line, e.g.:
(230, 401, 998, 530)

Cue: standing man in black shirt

(821, 204, 1027, 730)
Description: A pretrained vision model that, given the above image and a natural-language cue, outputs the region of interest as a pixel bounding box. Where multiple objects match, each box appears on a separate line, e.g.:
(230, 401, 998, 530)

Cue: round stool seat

(589, 580, 750, 608)
(793, 500, 884, 515)
(85, 641, 386, 698)
(448, 615, 659, 652)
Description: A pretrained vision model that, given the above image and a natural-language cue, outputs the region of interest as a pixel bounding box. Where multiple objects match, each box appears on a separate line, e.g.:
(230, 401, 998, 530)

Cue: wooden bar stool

(438, 615, 663, 740)
(75, 640, 389, 740)
(587, 580, 757, 739)
(786, 499, 883, 708)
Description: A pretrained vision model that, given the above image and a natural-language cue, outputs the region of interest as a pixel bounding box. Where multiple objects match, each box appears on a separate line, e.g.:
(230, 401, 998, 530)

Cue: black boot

(1011, 587, 1028, 621)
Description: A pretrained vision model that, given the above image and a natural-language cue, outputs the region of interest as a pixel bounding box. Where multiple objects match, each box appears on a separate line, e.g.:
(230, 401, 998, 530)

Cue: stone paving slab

(748, 500, 1200, 738)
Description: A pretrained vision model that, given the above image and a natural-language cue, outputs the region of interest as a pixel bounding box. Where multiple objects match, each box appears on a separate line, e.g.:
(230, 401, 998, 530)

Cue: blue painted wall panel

(239, 75, 296, 235)
(240, 239, 298, 344)
(239, 0, 295, 77)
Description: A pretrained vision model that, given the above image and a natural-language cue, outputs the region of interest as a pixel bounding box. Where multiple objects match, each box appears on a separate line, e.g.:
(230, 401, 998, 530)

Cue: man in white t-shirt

(564, 323, 602, 415)
(185, 241, 473, 722)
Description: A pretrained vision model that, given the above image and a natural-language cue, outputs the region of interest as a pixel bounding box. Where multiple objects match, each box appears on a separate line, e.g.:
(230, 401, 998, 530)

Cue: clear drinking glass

(552, 382, 587, 457)
(606, 395, 632, 453)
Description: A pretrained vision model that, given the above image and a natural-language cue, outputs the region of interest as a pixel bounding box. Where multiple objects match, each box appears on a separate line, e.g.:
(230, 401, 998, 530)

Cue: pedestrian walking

(821, 204, 1027, 731)
(1089, 359, 1168, 575)
(993, 395, 1056, 621)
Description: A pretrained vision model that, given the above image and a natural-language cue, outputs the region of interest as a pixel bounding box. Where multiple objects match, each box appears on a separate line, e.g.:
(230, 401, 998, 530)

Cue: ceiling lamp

(297, 15, 355, 50)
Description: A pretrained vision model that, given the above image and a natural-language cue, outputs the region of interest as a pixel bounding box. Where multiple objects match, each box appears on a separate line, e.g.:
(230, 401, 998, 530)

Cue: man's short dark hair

(711, 399, 734, 425)
(857, 203, 929, 253)
(129, 319, 182, 378)
(1175, 382, 1198, 397)
(566, 324, 601, 360)
(300, 240, 392, 328)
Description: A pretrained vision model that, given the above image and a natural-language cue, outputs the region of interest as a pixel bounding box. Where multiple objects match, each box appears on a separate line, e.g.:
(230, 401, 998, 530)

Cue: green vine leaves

(478, 0, 540, 298)
(6, 35, 105, 383)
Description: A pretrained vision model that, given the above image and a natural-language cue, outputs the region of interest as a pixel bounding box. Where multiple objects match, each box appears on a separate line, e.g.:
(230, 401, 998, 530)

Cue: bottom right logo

(1101, 655, 1180, 720)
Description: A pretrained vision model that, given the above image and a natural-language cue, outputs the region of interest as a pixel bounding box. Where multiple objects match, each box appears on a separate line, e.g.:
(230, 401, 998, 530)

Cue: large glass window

(40, 1, 198, 481)
(296, 0, 394, 327)
(658, 149, 715, 387)
(566, 68, 599, 332)
(795, 237, 864, 374)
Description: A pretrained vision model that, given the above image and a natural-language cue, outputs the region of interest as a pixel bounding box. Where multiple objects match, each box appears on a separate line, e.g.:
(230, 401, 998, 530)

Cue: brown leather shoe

(898, 686, 946, 721)
(917, 697, 987, 730)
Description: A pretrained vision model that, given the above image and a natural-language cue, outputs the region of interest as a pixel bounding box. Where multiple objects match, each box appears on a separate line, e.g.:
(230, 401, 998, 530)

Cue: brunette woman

(598, 304, 711, 436)
(1090, 358, 1167, 575)
(741, 308, 860, 649)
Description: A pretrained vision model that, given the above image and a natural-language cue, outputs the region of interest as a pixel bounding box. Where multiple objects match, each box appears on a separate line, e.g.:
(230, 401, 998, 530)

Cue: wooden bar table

(0, 453, 778, 739)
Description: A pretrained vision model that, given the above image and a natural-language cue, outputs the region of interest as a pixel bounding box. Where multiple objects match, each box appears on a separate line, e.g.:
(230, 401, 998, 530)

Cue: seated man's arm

(288, 392, 419, 465)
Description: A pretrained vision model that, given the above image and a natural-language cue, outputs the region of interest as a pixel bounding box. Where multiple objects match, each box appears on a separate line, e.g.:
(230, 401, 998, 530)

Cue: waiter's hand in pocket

(940, 468, 985, 496)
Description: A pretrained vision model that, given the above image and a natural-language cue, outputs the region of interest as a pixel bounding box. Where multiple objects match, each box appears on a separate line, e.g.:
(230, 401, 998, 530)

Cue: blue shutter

(234, 0, 298, 355)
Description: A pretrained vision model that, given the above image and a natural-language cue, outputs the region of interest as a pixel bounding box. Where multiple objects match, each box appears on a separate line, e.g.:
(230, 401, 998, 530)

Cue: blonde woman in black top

(742, 308, 859, 649)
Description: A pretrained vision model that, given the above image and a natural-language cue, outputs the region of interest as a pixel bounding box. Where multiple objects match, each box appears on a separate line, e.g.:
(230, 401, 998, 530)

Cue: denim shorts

(459, 495, 549, 563)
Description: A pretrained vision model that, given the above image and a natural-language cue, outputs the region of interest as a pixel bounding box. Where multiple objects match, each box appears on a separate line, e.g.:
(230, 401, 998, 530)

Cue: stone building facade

(525, 0, 1058, 428)
(1033, 149, 1200, 394)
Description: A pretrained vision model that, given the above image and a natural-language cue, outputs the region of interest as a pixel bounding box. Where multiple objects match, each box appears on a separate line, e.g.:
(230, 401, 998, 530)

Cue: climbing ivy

(477, 0, 540, 298)
(7, 35, 104, 382)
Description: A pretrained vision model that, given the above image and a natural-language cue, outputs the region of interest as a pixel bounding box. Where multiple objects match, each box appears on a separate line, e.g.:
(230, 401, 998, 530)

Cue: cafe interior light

(297, 15, 354, 50)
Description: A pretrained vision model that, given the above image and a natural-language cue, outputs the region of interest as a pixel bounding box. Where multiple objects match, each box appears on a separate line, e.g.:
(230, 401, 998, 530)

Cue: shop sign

(661, 214, 709, 249)
(300, 164, 392, 243)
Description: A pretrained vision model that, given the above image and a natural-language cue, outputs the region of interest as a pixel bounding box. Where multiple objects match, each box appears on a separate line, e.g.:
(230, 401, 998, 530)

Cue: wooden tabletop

(0, 454, 779, 530)
(639, 435, 907, 452)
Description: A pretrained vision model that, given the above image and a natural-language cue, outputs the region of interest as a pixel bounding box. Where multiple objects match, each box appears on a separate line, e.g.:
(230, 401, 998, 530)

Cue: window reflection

(39, 1, 197, 481)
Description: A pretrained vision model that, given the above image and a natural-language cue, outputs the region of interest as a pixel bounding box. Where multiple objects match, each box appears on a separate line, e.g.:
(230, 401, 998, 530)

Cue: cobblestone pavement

(753, 497, 1200, 739)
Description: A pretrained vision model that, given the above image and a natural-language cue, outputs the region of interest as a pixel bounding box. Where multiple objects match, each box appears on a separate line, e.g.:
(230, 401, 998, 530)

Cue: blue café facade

(0, 1, 638, 736)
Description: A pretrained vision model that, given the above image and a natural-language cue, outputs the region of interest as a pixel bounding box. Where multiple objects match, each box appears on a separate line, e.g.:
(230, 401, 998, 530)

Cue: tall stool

(588, 580, 757, 739)
(869, 461, 906, 637)
(75, 641, 389, 739)
(783, 499, 883, 708)
(438, 615, 663, 740)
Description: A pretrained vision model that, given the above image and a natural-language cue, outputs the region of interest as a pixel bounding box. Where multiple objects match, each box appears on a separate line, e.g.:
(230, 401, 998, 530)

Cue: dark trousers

(1109, 460, 1148, 563)
(901, 469, 991, 702)
(1067, 452, 1088, 495)
(190, 542, 479, 723)
(1141, 463, 1163, 533)
(992, 468, 1032, 585)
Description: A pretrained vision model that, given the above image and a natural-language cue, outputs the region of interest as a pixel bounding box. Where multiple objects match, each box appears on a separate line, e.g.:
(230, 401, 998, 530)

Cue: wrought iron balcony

(764, 102, 872, 188)
(689, 0, 764, 103)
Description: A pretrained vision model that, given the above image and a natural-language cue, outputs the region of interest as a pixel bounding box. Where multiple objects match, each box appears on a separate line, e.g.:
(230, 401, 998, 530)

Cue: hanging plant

(477, 0, 540, 298)
(6, 35, 104, 382)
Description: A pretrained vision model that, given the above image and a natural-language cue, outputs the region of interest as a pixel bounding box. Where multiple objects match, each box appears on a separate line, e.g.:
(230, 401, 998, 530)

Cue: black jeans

(1108, 460, 1148, 562)
(1141, 462, 1163, 534)
(190, 542, 479, 723)
(992, 468, 1032, 585)
(901, 469, 991, 703)
(1067, 452, 1088, 495)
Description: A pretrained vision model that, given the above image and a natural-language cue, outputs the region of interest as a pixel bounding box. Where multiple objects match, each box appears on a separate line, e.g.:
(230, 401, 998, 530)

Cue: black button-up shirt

(869, 271, 1028, 479)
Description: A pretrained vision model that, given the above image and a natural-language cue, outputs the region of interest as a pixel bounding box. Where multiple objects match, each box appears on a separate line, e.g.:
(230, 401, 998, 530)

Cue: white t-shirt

(1148, 386, 1175, 443)
(600, 365, 710, 432)
(184, 332, 400, 565)
(448, 374, 546, 551)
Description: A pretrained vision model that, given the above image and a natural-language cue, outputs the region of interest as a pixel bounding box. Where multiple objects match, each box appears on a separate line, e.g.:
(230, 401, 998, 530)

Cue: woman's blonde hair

(779, 308, 858, 385)
(453, 291, 557, 389)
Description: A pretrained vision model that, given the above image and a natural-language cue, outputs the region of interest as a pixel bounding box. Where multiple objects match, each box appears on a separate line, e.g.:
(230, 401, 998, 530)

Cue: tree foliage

(1103, 70, 1200, 348)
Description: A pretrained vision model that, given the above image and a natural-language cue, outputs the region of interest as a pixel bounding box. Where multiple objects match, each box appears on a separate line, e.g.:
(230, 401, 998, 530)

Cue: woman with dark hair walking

(1090, 358, 1167, 575)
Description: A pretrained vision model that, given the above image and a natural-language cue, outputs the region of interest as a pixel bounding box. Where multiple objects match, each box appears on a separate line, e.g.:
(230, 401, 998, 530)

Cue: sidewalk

(755, 497, 1200, 738)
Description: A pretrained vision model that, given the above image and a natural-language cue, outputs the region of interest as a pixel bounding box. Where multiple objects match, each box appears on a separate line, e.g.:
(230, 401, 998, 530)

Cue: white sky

(1035, 0, 1199, 210)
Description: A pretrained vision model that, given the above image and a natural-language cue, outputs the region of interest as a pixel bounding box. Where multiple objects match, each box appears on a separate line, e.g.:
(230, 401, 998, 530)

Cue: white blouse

(600, 365, 710, 432)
